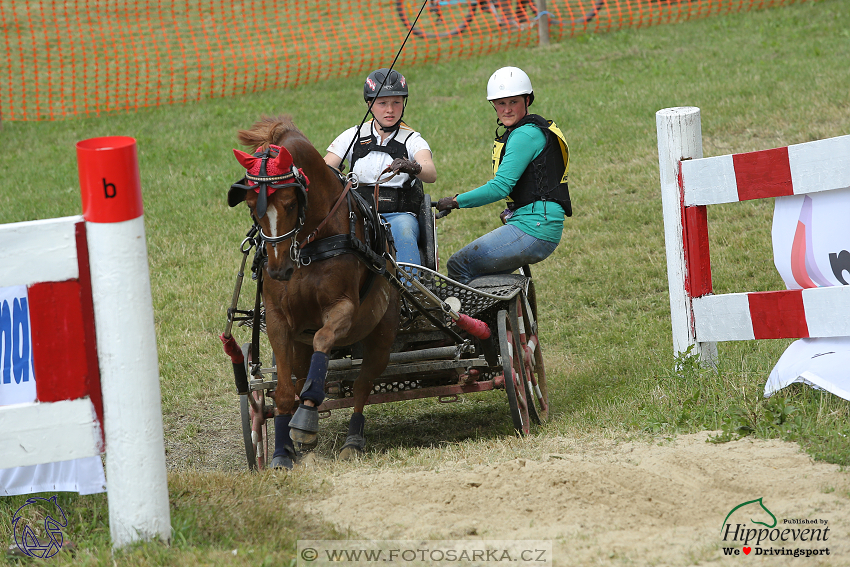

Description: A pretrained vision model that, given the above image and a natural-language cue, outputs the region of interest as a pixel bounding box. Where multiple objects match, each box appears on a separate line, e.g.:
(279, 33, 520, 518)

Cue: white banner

(0, 284, 106, 495)
(0, 285, 36, 406)
(772, 188, 850, 290)
(768, 187, 850, 401)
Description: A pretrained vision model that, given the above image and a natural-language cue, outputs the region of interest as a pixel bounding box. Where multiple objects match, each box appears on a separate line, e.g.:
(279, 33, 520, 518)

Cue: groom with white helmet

(436, 66, 571, 285)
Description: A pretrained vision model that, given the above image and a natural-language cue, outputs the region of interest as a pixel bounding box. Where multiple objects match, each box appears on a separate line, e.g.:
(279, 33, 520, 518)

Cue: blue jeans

(383, 212, 421, 265)
(447, 224, 558, 285)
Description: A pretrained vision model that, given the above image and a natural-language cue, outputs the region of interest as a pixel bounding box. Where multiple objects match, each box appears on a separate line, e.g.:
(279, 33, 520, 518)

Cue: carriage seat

(416, 193, 438, 271)
(466, 273, 529, 292)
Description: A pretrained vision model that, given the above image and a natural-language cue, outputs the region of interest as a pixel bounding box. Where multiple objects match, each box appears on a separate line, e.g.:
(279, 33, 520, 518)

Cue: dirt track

(164, 409, 850, 565)
(303, 432, 849, 566)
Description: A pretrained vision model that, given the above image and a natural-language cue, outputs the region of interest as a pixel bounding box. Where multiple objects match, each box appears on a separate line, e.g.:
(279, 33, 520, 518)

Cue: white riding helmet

(486, 66, 534, 105)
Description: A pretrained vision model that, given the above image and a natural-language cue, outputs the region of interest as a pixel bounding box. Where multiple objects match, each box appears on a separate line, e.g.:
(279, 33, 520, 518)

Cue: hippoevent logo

(720, 497, 831, 558)
(11, 495, 68, 559)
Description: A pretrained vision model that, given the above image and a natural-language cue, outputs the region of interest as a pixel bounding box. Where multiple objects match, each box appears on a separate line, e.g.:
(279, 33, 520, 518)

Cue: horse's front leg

(265, 313, 299, 470)
(289, 300, 356, 446)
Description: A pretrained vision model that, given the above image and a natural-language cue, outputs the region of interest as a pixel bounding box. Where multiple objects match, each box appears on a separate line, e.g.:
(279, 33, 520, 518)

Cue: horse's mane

(237, 114, 305, 152)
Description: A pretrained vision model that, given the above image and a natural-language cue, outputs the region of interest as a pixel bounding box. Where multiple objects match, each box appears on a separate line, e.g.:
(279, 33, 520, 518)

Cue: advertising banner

(772, 188, 850, 290)
(0, 284, 105, 496)
(768, 188, 850, 401)
(0, 285, 36, 406)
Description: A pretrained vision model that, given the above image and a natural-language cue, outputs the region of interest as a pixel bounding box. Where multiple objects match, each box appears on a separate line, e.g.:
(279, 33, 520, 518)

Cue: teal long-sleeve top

(455, 123, 565, 243)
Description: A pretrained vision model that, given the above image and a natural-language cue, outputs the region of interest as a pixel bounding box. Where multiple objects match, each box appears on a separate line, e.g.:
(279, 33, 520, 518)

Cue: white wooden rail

(657, 106, 850, 364)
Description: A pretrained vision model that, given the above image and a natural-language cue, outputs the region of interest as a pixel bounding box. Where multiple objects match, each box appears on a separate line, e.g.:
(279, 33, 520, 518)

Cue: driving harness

(230, 146, 393, 302)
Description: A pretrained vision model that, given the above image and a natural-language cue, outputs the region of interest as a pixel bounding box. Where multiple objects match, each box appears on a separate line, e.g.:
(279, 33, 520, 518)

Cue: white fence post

(656, 107, 718, 365)
(76, 136, 171, 548)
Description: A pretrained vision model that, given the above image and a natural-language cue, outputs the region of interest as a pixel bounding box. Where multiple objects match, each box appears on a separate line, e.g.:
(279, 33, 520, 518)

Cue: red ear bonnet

(233, 148, 259, 170)
(233, 145, 294, 191)
(228, 144, 308, 210)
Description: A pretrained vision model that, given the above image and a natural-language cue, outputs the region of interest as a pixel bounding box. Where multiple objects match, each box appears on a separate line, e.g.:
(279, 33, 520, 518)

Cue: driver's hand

(385, 157, 422, 176)
(436, 196, 459, 211)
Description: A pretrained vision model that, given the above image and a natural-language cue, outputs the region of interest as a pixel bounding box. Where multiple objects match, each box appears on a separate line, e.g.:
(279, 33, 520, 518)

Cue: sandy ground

(303, 432, 850, 566)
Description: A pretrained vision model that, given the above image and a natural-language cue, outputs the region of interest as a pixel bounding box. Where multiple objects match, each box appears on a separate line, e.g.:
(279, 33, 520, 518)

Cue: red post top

(76, 136, 144, 223)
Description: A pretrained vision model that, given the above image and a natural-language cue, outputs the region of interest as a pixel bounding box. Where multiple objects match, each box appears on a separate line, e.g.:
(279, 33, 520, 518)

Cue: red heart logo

(743, 547, 752, 555)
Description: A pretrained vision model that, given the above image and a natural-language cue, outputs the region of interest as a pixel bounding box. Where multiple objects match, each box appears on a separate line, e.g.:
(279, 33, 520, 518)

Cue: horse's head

(228, 143, 309, 281)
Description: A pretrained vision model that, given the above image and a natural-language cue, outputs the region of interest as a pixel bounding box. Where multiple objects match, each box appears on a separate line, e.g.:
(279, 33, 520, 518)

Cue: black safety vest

(349, 121, 424, 215)
(493, 114, 572, 217)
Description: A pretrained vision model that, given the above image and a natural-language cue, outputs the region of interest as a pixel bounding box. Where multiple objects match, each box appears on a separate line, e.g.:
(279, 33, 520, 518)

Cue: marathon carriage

(220, 116, 549, 470)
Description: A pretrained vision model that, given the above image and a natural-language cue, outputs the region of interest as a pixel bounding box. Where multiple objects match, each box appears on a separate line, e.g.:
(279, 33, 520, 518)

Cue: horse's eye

(286, 203, 297, 212)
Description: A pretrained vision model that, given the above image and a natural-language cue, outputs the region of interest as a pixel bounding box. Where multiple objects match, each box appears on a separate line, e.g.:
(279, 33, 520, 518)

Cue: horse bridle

(230, 147, 310, 262)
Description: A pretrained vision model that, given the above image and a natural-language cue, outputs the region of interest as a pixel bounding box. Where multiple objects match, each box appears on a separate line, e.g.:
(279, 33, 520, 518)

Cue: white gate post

(76, 136, 171, 548)
(656, 107, 718, 366)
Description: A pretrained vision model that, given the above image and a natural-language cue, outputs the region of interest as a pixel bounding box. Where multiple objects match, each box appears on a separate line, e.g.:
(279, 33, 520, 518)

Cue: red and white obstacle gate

(0, 137, 170, 547)
(656, 107, 850, 364)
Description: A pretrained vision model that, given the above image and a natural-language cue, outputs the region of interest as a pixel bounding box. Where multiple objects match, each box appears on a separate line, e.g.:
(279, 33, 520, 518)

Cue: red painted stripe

(732, 146, 793, 201)
(683, 205, 713, 297)
(28, 280, 91, 402)
(748, 290, 809, 340)
(75, 222, 103, 433)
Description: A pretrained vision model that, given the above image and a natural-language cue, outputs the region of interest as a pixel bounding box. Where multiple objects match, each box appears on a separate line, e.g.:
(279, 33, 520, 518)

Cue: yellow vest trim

(492, 121, 570, 185)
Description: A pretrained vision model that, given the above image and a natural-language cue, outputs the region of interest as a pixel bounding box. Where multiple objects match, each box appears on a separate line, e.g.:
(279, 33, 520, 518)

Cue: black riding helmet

(363, 68, 409, 101)
(364, 68, 409, 132)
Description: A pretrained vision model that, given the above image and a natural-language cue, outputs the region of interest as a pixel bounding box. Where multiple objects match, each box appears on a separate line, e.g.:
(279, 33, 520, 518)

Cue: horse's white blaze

(266, 206, 279, 238)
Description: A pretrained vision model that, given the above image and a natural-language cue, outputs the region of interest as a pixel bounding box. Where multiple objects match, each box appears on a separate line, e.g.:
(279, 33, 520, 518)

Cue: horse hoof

(338, 434, 366, 461)
(271, 453, 295, 470)
(290, 427, 318, 445)
(290, 404, 319, 445)
(297, 438, 319, 452)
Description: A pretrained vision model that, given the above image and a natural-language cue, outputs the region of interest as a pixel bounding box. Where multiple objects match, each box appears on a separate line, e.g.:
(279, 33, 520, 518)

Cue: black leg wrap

(273, 415, 294, 457)
(299, 351, 329, 406)
(347, 411, 365, 438)
(271, 415, 296, 470)
(290, 403, 319, 445)
(340, 412, 366, 460)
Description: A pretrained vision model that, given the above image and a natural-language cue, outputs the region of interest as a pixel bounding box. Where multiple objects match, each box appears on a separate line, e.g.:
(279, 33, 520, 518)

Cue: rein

(298, 180, 355, 249)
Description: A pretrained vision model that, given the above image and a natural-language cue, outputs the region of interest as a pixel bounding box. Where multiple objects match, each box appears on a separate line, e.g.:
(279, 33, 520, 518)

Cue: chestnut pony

(228, 115, 400, 468)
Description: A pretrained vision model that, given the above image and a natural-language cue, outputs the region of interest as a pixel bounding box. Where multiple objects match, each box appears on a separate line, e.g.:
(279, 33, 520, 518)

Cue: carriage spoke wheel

(497, 308, 530, 435)
(240, 344, 269, 471)
(513, 290, 549, 424)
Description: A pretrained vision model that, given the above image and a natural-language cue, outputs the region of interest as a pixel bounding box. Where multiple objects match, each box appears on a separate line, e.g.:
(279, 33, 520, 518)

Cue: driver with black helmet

(324, 68, 437, 267)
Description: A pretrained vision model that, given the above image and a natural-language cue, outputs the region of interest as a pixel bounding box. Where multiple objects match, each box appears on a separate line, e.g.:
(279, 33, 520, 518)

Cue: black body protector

(349, 121, 424, 215)
(493, 114, 572, 217)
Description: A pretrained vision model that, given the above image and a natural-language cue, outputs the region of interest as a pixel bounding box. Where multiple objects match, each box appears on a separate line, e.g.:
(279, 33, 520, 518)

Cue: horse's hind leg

(339, 308, 398, 460)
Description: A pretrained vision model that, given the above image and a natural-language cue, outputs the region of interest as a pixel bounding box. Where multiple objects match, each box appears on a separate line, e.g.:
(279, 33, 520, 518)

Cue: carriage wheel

(514, 289, 549, 424)
(239, 344, 269, 471)
(239, 394, 257, 471)
(396, 0, 477, 39)
(488, 0, 538, 31)
(497, 309, 530, 434)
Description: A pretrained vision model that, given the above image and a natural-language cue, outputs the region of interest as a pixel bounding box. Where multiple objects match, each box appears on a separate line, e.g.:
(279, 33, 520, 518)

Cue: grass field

(1, 0, 850, 563)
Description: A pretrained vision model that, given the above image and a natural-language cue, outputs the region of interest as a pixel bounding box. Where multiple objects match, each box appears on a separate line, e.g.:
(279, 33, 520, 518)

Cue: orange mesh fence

(1, 0, 804, 121)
